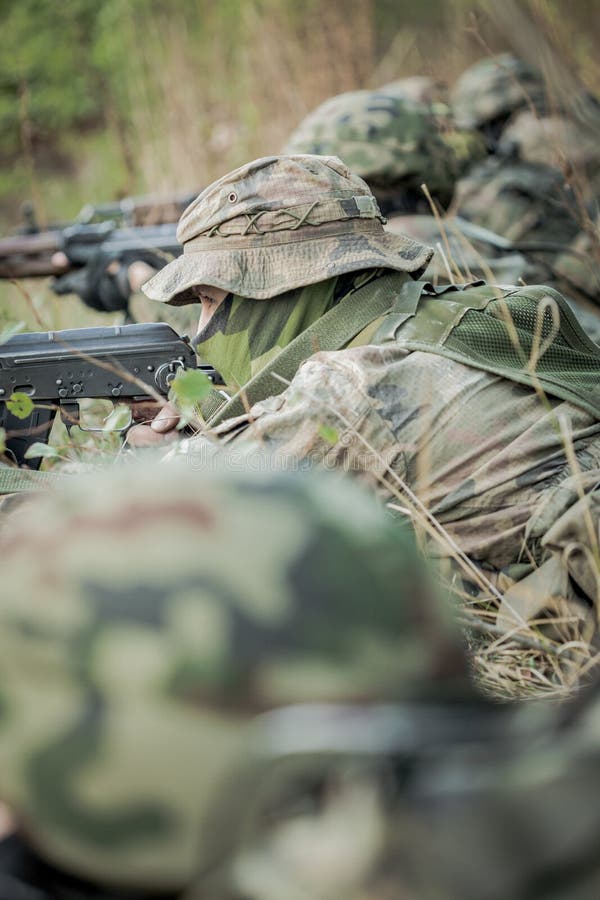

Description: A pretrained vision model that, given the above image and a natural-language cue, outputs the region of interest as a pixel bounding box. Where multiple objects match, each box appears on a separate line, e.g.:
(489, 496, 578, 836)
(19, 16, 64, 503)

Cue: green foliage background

(1, 0, 599, 330)
(0, 0, 489, 227)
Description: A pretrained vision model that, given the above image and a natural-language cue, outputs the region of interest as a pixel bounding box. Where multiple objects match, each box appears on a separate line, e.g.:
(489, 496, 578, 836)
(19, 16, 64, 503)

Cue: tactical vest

(372, 279, 600, 419)
(201, 274, 600, 425)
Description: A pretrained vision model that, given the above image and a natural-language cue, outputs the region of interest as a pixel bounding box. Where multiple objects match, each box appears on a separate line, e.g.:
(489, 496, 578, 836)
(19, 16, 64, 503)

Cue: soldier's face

(194, 285, 229, 331)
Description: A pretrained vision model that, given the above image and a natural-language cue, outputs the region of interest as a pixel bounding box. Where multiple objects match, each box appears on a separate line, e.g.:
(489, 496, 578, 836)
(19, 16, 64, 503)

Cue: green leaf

(24, 442, 61, 460)
(319, 424, 339, 445)
(6, 392, 35, 419)
(0, 321, 25, 345)
(0, 427, 6, 455)
(102, 404, 132, 432)
(169, 369, 213, 409)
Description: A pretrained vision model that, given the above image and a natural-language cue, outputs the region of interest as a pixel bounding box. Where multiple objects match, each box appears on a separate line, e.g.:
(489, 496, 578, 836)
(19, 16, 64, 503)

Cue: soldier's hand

(51, 251, 160, 314)
(126, 401, 181, 447)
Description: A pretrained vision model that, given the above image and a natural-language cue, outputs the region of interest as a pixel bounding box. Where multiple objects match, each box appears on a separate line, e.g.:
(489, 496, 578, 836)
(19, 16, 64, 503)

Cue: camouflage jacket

(179, 274, 600, 636)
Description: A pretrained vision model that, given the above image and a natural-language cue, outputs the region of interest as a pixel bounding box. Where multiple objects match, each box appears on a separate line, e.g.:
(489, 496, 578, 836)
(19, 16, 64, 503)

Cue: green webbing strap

(198, 388, 232, 422)
(201, 272, 412, 427)
(0, 466, 66, 495)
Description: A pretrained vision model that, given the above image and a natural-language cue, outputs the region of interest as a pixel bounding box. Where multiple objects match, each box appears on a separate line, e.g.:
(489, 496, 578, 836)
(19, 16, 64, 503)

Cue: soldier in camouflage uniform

(128, 154, 600, 647)
(282, 68, 600, 337)
(450, 54, 600, 318)
(283, 88, 485, 215)
(0, 460, 475, 898)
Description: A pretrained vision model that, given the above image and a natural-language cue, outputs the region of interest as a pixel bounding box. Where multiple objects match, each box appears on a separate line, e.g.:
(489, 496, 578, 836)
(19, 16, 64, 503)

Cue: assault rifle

(0, 191, 194, 314)
(0, 323, 223, 468)
(0, 220, 179, 281)
(75, 190, 196, 228)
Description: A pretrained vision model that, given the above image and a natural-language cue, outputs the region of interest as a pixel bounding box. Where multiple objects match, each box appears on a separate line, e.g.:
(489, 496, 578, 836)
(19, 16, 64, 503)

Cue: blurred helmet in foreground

(451, 54, 546, 137)
(284, 89, 484, 212)
(0, 462, 470, 894)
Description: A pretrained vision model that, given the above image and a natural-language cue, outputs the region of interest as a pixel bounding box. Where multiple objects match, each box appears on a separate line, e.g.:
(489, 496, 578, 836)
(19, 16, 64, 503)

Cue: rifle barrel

(0, 230, 63, 279)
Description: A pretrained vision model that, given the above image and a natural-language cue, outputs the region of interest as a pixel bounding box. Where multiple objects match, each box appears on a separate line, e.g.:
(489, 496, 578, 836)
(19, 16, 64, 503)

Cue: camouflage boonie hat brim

(143, 155, 432, 304)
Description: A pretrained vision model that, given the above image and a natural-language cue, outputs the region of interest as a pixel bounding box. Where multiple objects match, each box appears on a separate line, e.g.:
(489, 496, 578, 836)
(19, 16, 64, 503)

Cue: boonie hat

(142, 154, 432, 305)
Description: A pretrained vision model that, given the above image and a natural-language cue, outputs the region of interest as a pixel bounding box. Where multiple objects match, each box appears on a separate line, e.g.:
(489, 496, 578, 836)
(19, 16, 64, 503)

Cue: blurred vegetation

(1, 0, 600, 328)
(0, 0, 495, 228)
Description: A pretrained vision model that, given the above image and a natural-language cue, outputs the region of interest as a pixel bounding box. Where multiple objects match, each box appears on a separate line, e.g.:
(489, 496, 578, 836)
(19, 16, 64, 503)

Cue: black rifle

(0, 218, 178, 280)
(0, 220, 181, 316)
(0, 323, 222, 467)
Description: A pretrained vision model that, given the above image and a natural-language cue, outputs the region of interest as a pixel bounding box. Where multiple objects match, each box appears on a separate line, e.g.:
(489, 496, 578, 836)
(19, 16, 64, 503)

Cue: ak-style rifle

(0, 322, 222, 467)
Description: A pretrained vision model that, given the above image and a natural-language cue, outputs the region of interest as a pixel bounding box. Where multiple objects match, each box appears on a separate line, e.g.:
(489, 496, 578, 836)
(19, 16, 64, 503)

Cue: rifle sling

(201, 272, 411, 426)
(0, 466, 66, 495)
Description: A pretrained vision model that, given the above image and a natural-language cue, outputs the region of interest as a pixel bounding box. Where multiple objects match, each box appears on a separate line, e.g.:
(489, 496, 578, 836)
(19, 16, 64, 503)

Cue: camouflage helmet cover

(142, 154, 432, 305)
(451, 53, 547, 130)
(283, 90, 483, 201)
(377, 75, 446, 106)
(0, 462, 468, 892)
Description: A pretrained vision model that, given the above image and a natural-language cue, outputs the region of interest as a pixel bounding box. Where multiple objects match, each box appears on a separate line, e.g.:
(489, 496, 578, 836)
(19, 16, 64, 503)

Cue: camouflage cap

(451, 53, 546, 130)
(283, 91, 481, 204)
(142, 155, 431, 305)
(0, 462, 469, 892)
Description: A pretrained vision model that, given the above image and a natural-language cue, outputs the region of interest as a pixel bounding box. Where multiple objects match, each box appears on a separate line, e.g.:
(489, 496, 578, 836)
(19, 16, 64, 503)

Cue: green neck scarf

(193, 277, 342, 387)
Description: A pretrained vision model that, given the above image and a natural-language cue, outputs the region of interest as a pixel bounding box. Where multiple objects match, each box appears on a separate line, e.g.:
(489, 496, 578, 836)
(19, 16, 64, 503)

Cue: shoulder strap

(200, 272, 412, 426)
(0, 466, 65, 495)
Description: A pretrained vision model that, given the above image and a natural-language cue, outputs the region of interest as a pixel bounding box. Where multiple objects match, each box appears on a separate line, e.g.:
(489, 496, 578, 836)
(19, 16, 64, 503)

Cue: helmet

(378, 75, 446, 106)
(0, 462, 470, 894)
(283, 90, 484, 211)
(451, 54, 547, 136)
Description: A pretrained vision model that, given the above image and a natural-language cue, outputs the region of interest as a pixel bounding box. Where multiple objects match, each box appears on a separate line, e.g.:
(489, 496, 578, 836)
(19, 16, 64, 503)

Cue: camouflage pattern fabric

(194, 270, 384, 387)
(451, 154, 600, 323)
(377, 75, 446, 106)
(0, 462, 471, 894)
(385, 213, 600, 342)
(452, 156, 582, 248)
(500, 109, 600, 174)
(194, 276, 338, 387)
(282, 92, 485, 211)
(383, 676, 600, 900)
(385, 213, 535, 278)
(142, 155, 432, 305)
(555, 221, 600, 302)
(451, 53, 547, 137)
(176, 271, 600, 641)
(192, 670, 600, 900)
